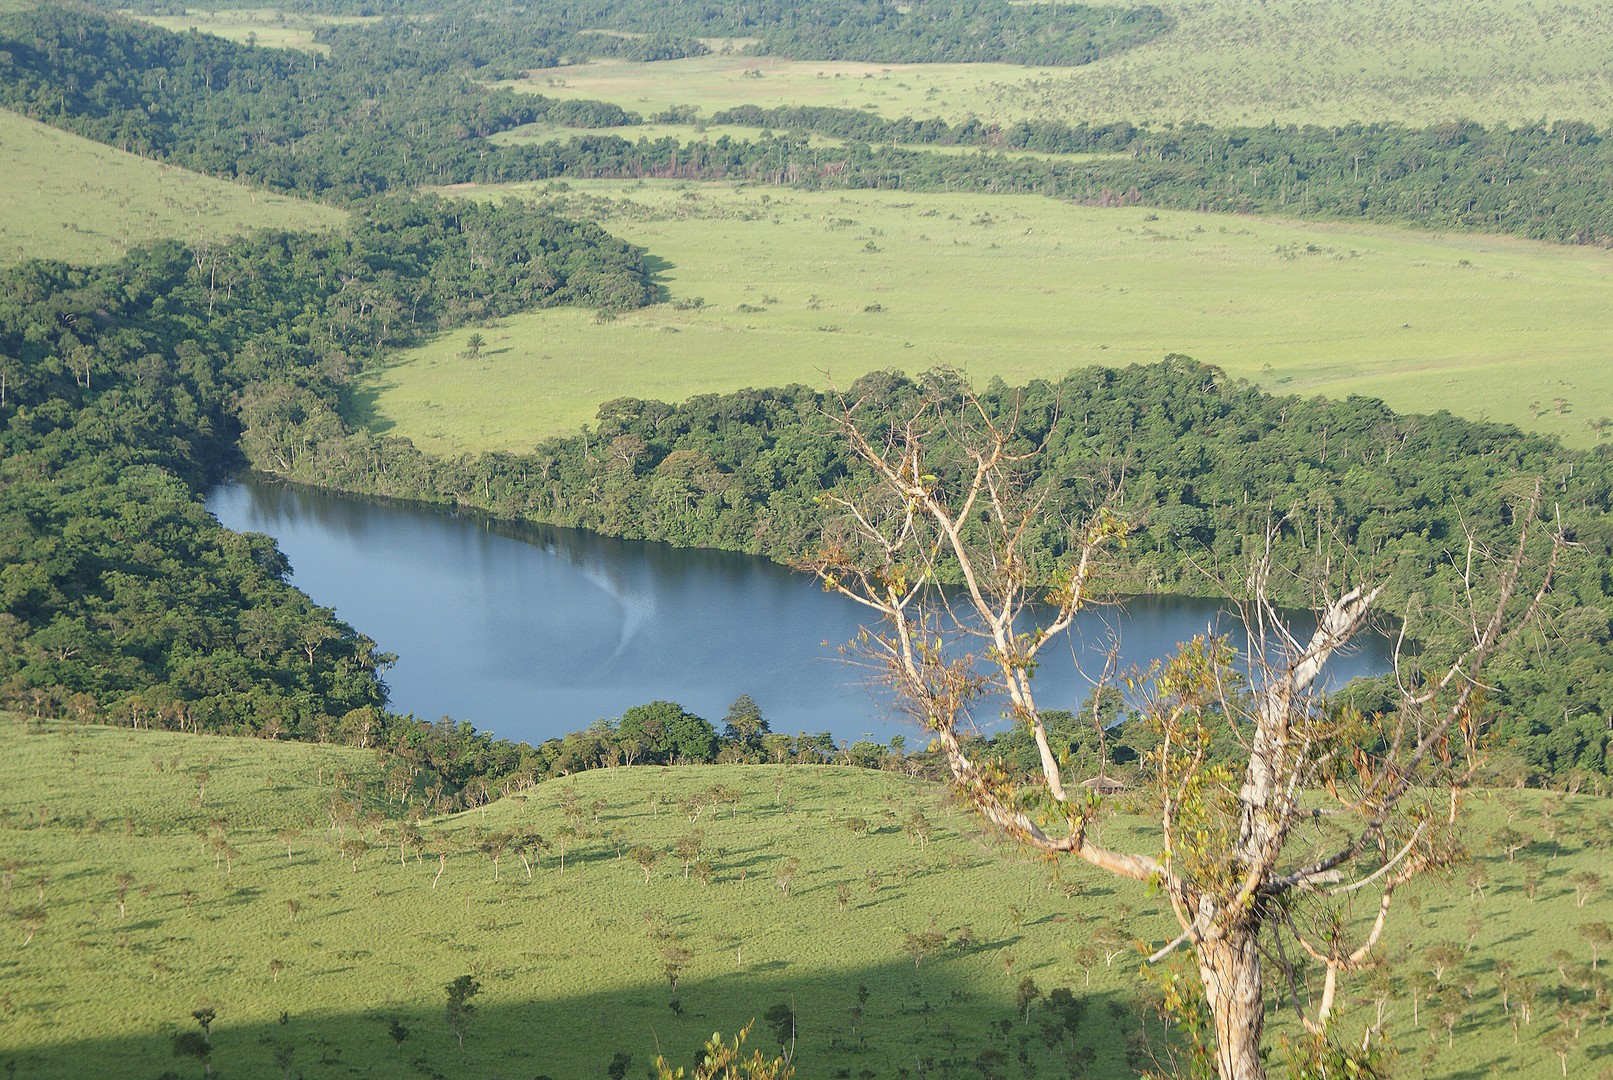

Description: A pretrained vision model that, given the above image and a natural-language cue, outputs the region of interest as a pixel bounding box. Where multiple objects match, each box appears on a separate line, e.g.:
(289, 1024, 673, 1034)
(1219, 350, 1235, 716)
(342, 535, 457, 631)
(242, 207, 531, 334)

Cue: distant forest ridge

(0, 6, 1610, 244)
(122, 0, 1174, 68)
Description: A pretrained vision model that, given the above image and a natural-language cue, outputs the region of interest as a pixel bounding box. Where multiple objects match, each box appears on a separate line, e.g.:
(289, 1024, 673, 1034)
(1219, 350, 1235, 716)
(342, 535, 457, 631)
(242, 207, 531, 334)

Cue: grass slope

(0, 108, 344, 267)
(1, 720, 1610, 1078)
(510, 0, 1613, 130)
(363, 181, 1613, 454)
(119, 7, 379, 53)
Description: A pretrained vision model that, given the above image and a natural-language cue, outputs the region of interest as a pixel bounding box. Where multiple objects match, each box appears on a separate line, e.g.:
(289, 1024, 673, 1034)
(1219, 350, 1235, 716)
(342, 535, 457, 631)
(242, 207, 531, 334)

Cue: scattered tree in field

(1424, 942, 1464, 986)
(1524, 864, 1544, 902)
(1541, 1027, 1575, 1076)
(775, 857, 800, 897)
(397, 821, 421, 866)
(1492, 826, 1530, 863)
(1578, 922, 1611, 972)
(276, 828, 299, 861)
(477, 830, 509, 882)
(445, 974, 480, 1050)
(341, 834, 369, 874)
(1071, 945, 1099, 987)
(674, 830, 705, 878)
(559, 786, 583, 829)
(902, 927, 947, 968)
(1092, 925, 1132, 968)
(904, 810, 933, 851)
(554, 825, 578, 873)
(114, 872, 135, 919)
(511, 830, 545, 879)
(15, 905, 45, 946)
(662, 939, 692, 994)
(1568, 870, 1602, 908)
(195, 768, 210, 806)
(763, 1002, 796, 1057)
(269, 958, 283, 982)
(462, 332, 485, 359)
(173, 1007, 217, 1079)
(1015, 976, 1041, 1023)
(835, 881, 851, 912)
(387, 1015, 410, 1051)
(432, 841, 449, 889)
(800, 384, 1560, 1079)
(629, 846, 659, 883)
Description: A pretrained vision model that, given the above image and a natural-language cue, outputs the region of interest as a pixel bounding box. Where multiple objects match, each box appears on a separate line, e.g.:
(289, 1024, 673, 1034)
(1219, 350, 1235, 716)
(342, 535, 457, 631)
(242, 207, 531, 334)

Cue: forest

(0, 196, 651, 797)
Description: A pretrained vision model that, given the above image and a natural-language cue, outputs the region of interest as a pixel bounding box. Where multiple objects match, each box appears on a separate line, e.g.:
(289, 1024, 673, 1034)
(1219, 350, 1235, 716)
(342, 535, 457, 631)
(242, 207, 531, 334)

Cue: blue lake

(208, 479, 1392, 746)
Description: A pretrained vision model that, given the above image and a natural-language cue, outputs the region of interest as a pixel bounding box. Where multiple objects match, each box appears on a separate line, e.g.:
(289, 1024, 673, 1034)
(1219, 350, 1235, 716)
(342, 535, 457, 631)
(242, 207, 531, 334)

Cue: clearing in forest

(362, 181, 1613, 454)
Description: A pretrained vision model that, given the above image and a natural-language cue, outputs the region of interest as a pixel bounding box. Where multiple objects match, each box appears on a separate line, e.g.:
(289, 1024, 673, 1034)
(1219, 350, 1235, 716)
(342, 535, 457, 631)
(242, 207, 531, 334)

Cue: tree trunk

(1197, 928, 1265, 1080)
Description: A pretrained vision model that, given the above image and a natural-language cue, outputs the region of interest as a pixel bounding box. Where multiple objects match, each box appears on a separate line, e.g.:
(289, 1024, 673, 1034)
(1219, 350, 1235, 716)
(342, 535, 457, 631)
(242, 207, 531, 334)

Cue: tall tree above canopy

(799, 379, 1564, 1078)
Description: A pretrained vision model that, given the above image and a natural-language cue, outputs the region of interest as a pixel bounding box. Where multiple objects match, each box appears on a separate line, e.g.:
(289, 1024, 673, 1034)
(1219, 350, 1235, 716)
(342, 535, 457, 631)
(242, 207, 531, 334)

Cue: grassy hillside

(2, 720, 1610, 1078)
(362, 181, 1613, 454)
(119, 7, 379, 53)
(0, 108, 343, 266)
(510, 0, 1613, 129)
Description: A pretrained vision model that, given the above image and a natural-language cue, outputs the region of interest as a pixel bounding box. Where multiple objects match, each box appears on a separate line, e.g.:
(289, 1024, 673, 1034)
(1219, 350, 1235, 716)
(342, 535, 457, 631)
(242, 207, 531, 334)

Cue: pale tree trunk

(1197, 929, 1265, 1080)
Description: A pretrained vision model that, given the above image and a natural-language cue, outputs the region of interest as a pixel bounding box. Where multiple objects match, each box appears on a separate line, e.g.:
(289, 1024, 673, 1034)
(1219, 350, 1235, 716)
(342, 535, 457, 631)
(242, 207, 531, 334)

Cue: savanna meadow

(2, 0, 1612, 1077)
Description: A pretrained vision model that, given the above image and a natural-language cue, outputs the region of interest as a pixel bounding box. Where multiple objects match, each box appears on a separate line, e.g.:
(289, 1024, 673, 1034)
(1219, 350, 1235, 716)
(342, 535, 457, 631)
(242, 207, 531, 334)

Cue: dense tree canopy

(0, 196, 649, 751)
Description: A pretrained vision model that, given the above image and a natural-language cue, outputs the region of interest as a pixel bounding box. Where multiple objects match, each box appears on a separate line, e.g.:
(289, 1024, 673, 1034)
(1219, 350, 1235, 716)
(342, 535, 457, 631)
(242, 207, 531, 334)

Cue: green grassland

(510, 0, 1613, 128)
(119, 7, 379, 53)
(0, 108, 344, 267)
(365, 181, 1613, 455)
(2, 719, 1610, 1078)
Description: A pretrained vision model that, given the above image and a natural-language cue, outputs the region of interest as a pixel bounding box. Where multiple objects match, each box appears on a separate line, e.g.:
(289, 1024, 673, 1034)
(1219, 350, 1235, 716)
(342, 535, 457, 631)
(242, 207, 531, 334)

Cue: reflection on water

(207, 480, 1393, 746)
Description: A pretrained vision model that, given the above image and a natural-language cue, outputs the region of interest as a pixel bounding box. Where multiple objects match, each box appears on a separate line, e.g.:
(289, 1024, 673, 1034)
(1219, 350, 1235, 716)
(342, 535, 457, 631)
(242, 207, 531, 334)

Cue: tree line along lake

(207, 478, 1395, 747)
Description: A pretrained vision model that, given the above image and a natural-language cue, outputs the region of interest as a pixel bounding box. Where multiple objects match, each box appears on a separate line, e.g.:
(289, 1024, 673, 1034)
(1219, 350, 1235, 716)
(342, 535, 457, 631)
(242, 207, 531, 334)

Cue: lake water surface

(207, 480, 1392, 746)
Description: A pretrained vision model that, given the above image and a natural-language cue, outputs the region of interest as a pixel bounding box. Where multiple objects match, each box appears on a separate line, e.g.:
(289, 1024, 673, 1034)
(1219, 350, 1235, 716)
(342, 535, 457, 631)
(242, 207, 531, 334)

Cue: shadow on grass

(643, 252, 677, 305)
(0, 957, 1152, 1079)
(341, 375, 397, 437)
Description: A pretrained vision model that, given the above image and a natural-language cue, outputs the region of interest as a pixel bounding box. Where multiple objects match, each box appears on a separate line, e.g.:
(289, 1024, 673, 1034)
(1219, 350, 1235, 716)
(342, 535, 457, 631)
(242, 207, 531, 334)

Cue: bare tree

(800, 385, 1562, 1079)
